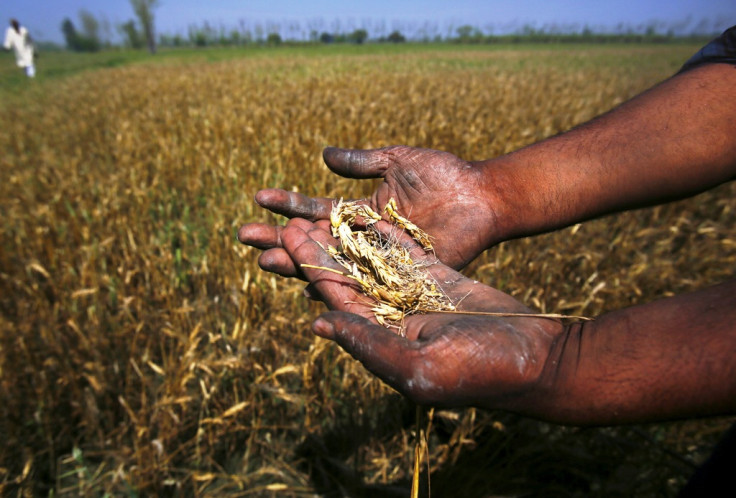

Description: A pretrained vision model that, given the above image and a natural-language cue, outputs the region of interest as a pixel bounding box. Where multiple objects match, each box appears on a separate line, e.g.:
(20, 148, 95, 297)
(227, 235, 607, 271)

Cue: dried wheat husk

(324, 199, 456, 331)
(304, 198, 592, 332)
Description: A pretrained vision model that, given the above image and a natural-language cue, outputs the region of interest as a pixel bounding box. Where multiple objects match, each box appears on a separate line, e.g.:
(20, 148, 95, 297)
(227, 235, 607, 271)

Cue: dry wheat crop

(1, 45, 734, 496)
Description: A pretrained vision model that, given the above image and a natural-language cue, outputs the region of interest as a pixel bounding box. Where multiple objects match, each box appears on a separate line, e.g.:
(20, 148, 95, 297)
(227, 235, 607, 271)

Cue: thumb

(313, 311, 412, 386)
(322, 146, 394, 179)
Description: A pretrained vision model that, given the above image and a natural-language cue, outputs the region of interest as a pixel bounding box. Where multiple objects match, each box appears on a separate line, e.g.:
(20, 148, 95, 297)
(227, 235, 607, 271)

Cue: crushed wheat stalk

(430, 309, 593, 321)
(301, 264, 592, 322)
(301, 198, 591, 333)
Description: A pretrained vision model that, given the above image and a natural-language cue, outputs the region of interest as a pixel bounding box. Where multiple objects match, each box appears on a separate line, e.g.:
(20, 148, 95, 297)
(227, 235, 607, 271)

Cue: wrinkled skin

(279, 217, 563, 409)
(250, 217, 736, 423)
(237, 146, 499, 275)
(237, 64, 736, 424)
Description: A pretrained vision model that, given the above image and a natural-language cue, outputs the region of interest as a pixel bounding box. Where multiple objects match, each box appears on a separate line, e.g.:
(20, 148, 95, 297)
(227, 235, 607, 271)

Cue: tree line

(62, 0, 158, 53)
(59, 5, 726, 53)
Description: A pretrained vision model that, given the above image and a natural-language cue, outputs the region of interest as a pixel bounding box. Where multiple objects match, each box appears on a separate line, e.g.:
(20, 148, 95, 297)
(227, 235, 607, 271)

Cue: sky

(2, 0, 734, 44)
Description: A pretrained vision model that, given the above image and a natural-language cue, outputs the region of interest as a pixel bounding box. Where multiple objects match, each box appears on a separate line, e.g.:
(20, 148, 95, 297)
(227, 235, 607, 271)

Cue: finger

(322, 146, 398, 179)
(256, 218, 336, 278)
(303, 283, 321, 301)
(237, 223, 283, 250)
(280, 224, 374, 317)
(258, 248, 300, 278)
(312, 218, 334, 234)
(255, 189, 334, 221)
(237, 219, 332, 250)
(312, 311, 415, 392)
(372, 219, 436, 261)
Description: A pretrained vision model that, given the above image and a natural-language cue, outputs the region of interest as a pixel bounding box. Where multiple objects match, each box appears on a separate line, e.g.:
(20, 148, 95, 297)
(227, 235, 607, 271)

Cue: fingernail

(254, 190, 268, 206)
(303, 287, 318, 300)
(236, 226, 246, 242)
(312, 317, 335, 339)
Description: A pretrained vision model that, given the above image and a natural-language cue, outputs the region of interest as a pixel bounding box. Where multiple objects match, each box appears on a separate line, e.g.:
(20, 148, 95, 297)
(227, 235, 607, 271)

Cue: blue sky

(2, 0, 734, 43)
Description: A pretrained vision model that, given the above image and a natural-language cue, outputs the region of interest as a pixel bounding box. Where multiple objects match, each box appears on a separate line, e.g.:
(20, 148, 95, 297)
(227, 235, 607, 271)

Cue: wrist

(476, 137, 599, 244)
(472, 318, 569, 418)
(475, 155, 542, 245)
(518, 283, 736, 425)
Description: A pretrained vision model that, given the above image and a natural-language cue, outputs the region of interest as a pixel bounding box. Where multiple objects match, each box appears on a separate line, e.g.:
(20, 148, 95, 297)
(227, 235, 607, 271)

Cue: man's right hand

(238, 145, 501, 277)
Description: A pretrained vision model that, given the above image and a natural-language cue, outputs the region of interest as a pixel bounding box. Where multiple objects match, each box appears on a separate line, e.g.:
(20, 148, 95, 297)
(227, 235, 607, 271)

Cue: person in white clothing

(3, 19, 35, 77)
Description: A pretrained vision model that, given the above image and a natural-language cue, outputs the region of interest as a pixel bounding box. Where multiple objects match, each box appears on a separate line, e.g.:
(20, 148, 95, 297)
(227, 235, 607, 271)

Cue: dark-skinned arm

(517, 279, 736, 425)
(279, 220, 736, 426)
(485, 62, 736, 243)
(239, 63, 736, 273)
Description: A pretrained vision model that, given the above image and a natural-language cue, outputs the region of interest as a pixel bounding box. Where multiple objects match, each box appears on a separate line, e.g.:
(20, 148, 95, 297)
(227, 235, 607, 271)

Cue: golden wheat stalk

(302, 198, 591, 331)
(302, 264, 591, 322)
(318, 199, 457, 331)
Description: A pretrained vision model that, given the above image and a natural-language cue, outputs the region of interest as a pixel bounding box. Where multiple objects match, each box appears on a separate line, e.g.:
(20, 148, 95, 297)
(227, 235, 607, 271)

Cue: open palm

(280, 217, 564, 409)
(238, 146, 499, 277)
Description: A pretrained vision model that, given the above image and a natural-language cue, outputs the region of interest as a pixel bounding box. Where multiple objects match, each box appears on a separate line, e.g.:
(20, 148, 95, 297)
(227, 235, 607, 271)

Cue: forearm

(483, 63, 736, 243)
(519, 278, 736, 425)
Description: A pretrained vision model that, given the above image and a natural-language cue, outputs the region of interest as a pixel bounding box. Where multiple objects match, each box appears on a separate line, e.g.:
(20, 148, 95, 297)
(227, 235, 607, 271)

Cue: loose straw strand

(300, 264, 592, 322)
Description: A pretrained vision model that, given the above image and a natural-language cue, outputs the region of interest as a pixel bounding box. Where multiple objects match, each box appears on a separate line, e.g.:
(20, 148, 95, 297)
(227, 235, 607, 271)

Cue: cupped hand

(280, 218, 564, 410)
(238, 146, 500, 277)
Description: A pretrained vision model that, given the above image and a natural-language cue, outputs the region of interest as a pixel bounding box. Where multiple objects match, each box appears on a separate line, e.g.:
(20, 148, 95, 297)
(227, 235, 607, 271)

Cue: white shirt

(4, 26, 34, 67)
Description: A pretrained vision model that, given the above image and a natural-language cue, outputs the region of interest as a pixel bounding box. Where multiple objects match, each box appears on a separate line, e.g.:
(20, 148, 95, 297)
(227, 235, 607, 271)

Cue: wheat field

(1, 44, 735, 496)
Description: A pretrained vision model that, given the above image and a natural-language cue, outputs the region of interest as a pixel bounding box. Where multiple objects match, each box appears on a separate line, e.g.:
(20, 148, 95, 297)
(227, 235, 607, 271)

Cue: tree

(79, 9, 100, 46)
(456, 24, 483, 43)
(119, 20, 144, 49)
(229, 28, 242, 46)
(61, 18, 79, 50)
(130, 0, 159, 54)
(348, 29, 368, 44)
(387, 30, 406, 43)
(61, 17, 99, 52)
(266, 32, 282, 46)
(456, 24, 473, 42)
